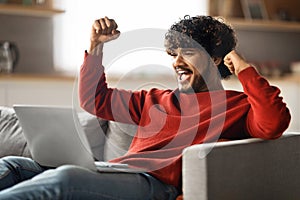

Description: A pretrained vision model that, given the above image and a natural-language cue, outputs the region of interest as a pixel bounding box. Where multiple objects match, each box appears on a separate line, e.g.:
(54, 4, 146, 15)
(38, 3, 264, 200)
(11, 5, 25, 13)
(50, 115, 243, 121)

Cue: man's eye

(167, 51, 177, 57)
(182, 50, 194, 56)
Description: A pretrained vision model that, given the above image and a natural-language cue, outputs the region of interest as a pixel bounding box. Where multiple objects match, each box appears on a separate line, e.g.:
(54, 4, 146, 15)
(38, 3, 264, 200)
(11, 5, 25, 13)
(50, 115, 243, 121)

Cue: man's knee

(0, 156, 28, 175)
(0, 156, 37, 169)
(0, 156, 37, 190)
(0, 156, 15, 179)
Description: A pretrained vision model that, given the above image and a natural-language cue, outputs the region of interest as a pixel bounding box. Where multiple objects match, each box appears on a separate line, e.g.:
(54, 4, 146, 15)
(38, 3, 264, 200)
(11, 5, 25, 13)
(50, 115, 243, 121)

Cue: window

(53, 0, 207, 76)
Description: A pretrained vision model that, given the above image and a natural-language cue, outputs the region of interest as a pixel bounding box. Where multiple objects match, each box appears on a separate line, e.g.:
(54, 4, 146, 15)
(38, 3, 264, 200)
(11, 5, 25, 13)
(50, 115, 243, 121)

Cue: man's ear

(212, 57, 222, 66)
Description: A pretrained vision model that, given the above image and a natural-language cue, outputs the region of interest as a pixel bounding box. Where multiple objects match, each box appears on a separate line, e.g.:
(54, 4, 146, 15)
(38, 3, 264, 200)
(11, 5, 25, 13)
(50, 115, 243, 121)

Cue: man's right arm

(89, 16, 120, 54)
(79, 17, 144, 125)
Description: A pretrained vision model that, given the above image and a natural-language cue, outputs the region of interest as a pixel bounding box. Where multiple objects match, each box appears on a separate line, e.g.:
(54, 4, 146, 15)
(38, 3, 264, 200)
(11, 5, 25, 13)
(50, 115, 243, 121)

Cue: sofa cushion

(104, 121, 137, 161)
(0, 106, 30, 158)
(77, 112, 107, 161)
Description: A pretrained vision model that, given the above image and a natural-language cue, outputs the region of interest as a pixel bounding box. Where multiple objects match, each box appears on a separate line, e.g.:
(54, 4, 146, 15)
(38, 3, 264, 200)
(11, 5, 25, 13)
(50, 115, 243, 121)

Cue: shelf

(209, 0, 300, 32)
(0, 4, 65, 17)
(226, 18, 300, 32)
(0, 72, 75, 81)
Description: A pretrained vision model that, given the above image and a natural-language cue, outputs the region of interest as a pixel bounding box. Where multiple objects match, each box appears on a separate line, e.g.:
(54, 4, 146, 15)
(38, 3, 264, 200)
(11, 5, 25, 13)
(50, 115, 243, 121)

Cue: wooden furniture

(208, 0, 300, 31)
(0, 0, 64, 17)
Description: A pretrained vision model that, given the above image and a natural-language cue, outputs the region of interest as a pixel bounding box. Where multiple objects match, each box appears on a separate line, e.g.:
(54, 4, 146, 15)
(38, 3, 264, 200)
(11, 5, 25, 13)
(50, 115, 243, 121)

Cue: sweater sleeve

(238, 67, 291, 139)
(79, 52, 145, 125)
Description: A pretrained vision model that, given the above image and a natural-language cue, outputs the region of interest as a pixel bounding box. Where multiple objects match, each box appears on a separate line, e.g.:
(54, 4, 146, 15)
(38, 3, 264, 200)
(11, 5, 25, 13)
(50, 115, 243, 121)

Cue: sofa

(1, 106, 300, 200)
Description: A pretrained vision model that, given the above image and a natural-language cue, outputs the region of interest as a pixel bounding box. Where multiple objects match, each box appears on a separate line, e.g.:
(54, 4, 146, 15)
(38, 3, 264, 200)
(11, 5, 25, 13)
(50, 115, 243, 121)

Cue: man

(0, 15, 291, 199)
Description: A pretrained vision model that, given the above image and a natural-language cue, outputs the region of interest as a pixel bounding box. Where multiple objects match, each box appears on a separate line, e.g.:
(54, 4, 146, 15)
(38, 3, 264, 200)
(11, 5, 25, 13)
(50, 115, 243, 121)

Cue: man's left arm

(238, 67, 291, 139)
(224, 50, 291, 139)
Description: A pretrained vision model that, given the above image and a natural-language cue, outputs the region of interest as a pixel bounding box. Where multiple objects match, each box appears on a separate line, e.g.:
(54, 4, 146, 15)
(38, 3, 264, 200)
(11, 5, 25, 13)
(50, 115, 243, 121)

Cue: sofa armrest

(182, 132, 300, 200)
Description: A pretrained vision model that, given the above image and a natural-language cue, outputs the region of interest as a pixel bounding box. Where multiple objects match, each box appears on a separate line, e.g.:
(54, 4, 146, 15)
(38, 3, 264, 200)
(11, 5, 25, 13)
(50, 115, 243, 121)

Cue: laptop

(13, 105, 145, 173)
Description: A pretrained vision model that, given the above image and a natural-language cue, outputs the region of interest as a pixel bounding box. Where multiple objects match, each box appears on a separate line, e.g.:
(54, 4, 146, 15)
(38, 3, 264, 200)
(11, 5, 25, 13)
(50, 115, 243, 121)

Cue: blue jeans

(0, 156, 179, 200)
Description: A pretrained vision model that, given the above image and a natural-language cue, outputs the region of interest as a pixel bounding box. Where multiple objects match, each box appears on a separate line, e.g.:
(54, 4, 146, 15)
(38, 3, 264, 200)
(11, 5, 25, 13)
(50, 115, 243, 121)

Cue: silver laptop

(13, 105, 145, 173)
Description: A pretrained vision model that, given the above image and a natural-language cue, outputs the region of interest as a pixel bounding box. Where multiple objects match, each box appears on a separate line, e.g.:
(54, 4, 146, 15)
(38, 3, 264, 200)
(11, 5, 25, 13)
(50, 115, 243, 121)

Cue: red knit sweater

(79, 53, 291, 189)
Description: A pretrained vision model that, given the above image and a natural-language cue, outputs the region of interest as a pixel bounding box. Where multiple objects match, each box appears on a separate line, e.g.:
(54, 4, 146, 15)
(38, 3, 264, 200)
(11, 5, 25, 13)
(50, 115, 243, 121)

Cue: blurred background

(0, 0, 299, 131)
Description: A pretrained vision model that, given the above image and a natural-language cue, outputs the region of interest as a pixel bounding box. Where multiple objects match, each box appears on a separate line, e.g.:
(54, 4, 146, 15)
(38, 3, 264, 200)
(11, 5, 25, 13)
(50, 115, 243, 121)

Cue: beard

(178, 67, 210, 93)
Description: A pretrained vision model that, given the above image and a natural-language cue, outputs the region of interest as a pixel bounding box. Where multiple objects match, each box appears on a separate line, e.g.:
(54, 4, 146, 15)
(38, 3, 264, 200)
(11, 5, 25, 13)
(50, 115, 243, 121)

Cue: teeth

(175, 67, 192, 81)
(179, 73, 183, 80)
(175, 67, 190, 74)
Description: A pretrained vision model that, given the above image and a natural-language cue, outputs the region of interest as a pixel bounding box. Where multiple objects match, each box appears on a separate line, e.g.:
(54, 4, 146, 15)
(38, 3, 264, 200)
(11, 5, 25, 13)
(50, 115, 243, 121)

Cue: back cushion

(104, 121, 137, 161)
(77, 112, 108, 161)
(0, 106, 31, 158)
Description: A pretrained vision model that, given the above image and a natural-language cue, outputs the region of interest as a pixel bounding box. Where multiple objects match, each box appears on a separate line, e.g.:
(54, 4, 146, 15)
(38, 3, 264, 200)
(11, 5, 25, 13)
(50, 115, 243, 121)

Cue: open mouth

(175, 66, 193, 82)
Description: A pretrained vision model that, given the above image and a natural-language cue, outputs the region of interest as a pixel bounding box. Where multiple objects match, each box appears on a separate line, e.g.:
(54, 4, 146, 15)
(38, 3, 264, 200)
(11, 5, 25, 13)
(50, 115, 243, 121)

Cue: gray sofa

(1, 106, 300, 200)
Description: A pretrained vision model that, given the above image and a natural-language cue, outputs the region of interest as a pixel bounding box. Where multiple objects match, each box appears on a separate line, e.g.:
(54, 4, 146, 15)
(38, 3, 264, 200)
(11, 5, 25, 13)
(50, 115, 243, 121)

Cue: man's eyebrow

(166, 49, 176, 55)
(181, 48, 195, 51)
(181, 48, 198, 52)
(182, 48, 206, 53)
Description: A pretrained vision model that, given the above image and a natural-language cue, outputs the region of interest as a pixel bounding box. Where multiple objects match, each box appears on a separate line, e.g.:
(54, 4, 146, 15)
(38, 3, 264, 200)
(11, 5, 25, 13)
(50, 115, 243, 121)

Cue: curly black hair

(165, 15, 237, 79)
